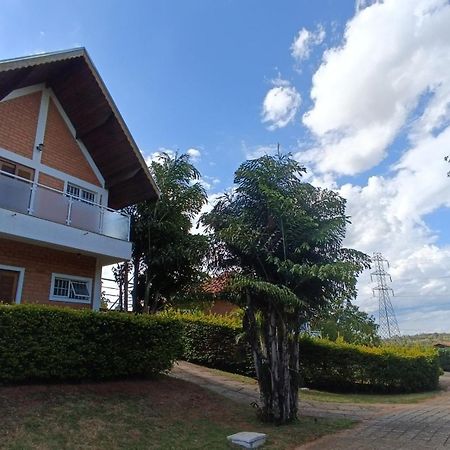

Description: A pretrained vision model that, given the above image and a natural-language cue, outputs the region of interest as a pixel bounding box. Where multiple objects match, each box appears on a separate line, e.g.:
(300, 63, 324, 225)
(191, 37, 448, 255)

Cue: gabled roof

(0, 48, 159, 209)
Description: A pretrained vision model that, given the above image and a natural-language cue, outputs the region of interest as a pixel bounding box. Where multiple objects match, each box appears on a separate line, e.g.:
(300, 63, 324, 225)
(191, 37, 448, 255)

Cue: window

(0, 265, 25, 304)
(66, 183, 96, 204)
(66, 184, 80, 198)
(50, 274, 92, 304)
(0, 158, 34, 180)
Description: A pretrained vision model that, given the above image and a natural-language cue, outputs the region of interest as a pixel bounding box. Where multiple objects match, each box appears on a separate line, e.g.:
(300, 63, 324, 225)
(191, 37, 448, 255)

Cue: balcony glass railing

(0, 170, 130, 241)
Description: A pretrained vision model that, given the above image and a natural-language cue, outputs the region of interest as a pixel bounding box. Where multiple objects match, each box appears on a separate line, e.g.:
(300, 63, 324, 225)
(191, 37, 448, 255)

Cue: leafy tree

(127, 152, 209, 312)
(202, 154, 369, 424)
(312, 301, 380, 346)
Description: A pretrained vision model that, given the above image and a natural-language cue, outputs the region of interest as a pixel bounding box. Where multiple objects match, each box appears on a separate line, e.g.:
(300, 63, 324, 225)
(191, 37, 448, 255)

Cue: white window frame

(66, 182, 97, 204)
(0, 264, 25, 304)
(49, 273, 92, 304)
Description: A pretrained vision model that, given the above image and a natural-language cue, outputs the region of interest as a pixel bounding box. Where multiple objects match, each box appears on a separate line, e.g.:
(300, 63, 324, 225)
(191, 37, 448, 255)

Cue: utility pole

(371, 252, 401, 339)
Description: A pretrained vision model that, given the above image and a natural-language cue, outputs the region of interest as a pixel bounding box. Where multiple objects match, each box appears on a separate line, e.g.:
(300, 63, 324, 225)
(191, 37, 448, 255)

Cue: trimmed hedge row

(176, 312, 254, 376)
(170, 312, 441, 393)
(438, 348, 450, 372)
(300, 338, 440, 393)
(0, 305, 182, 383)
(2, 305, 440, 392)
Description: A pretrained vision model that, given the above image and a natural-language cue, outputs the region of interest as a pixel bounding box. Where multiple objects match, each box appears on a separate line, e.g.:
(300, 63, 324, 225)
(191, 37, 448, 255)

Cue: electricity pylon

(371, 252, 401, 339)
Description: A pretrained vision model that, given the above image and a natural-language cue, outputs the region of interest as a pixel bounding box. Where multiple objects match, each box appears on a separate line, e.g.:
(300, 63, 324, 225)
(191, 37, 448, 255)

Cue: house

(202, 273, 238, 315)
(434, 342, 450, 349)
(0, 48, 158, 309)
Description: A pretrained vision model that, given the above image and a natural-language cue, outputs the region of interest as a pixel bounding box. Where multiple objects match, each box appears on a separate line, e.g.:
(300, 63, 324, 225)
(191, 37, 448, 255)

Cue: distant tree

(202, 154, 369, 424)
(312, 301, 380, 346)
(123, 153, 209, 313)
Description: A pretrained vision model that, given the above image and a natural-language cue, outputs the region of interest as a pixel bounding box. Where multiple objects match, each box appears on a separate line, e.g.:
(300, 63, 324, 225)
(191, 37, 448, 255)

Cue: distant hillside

(385, 333, 450, 347)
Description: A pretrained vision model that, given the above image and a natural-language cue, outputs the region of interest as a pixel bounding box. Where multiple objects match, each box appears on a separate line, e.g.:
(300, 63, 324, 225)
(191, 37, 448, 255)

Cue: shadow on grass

(0, 376, 354, 450)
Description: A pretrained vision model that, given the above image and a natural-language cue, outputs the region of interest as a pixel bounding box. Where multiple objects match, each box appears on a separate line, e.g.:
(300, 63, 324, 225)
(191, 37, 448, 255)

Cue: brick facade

(38, 172, 65, 191)
(0, 238, 96, 309)
(42, 99, 101, 187)
(0, 92, 41, 159)
(208, 300, 238, 315)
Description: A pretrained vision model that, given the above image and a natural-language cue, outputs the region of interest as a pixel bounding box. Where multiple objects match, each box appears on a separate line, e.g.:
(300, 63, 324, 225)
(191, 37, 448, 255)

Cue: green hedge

(169, 312, 440, 393)
(438, 348, 450, 372)
(173, 312, 254, 376)
(0, 305, 182, 383)
(300, 338, 440, 393)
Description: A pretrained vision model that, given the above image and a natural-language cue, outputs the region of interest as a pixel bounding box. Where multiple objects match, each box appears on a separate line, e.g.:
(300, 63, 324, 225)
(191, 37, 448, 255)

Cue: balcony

(0, 170, 130, 241)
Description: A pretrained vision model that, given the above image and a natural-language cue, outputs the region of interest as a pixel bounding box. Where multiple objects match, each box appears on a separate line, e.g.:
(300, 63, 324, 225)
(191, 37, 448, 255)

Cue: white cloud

(187, 147, 201, 161)
(262, 80, 301, 130)
(242, 142, 278, 160)
(302, 0, 450, 175)
(335, 127, 450, 334)
(199, 175, 220, 191)
(206, 175, 220, 185)
(191, 191, 225, 235)
(398, 309, 450, 334)
(355, 0, 380, 13)
(289, 0, 450, 334)
(290, 25, 325, 63)
(145, 148, 176, 166)
(146, 147, 202, 165)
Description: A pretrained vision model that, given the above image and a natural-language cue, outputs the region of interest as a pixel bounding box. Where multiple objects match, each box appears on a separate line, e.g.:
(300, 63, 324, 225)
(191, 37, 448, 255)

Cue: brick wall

(38, 172, 64, 191)
(0, 238, 96, 309)
(208, 300, 238, 315)
(0, 92, 41, 159)
(42, 99, 101, 187)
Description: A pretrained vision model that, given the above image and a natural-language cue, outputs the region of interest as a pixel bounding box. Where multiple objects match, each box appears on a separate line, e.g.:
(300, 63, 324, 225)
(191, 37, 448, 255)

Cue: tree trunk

(245, 302, 299, 424)
(132, 255, 140, 312)
(149, 292, 161, 314)
(143, 276, 151, 314)
(118, 275, 123, 312)
(123, 261, 129, 312)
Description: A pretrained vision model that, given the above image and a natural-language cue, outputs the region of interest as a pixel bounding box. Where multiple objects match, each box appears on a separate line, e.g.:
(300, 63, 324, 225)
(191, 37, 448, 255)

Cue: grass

(207, 367, 442, 405)
(0, 376, 353, 450)
(300, 389, 441, 404)
(208, 367, 259, 385)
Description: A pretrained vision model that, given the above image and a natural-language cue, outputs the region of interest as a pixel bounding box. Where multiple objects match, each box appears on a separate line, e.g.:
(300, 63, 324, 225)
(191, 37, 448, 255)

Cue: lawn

(207, 367, 442, 405)
(299, 388, 441, 404)
(0, 377, 353, 450)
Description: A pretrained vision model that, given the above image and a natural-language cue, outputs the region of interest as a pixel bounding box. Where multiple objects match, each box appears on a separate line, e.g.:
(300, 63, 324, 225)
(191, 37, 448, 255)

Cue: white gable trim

(0, 264, 25, 304)
(2, 84, 45, 102)
(48, 89, 105, 188)
(34, 88, 50, 164)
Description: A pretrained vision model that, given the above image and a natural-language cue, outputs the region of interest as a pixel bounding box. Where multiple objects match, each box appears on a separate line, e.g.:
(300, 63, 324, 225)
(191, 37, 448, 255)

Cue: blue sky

(2, 0, 450, 334)
(0, 0, 353, 190)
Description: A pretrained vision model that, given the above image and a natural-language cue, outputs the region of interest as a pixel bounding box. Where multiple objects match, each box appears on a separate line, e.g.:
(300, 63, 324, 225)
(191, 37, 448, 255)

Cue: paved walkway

(170, 361, 450, 450)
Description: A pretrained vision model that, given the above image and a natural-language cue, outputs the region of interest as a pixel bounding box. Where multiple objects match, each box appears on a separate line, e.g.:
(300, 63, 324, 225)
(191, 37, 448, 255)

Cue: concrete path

(170, 361, 450, 450)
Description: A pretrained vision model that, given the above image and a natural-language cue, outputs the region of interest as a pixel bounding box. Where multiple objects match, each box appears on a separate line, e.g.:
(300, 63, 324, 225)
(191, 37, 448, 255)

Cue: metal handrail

(0, 169, 129, 217)
(0, 169, 130, 240)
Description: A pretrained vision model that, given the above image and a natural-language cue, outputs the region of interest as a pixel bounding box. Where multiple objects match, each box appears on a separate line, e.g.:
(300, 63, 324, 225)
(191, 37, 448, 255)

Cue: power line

(392, 294, 450, 298)
(393, 275, 450, 282)
(371, 252, 401, 339)
(361, 293, 450, 301)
